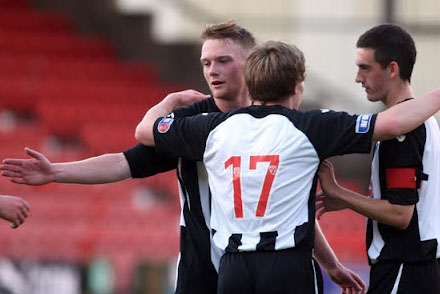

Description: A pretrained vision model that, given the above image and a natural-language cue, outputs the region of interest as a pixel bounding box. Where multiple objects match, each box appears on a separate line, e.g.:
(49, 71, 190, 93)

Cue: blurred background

(0, 0, 439, 293)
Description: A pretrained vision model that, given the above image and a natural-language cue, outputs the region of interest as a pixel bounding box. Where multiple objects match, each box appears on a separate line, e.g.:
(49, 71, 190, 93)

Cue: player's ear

(388, 61, 400, 79)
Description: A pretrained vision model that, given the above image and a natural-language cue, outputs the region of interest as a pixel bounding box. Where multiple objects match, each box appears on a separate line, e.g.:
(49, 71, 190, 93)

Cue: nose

(355, 70, 363, 84)
(208, 62, 219, 76)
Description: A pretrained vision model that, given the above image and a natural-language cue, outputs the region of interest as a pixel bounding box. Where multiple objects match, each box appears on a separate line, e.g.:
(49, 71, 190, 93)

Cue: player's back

(204, 108, 321, 253)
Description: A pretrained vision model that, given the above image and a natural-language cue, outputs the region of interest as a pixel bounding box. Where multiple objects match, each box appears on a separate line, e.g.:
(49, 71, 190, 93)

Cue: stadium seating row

(0, 76, 175, 112)
(0, 54, 158, 83)
(0, 31, 115, 58)
(0, 10, 73, 33)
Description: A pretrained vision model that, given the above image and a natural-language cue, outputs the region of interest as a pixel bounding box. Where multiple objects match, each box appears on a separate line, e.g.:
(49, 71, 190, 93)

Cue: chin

(213, 91, 230, 100)
(367, 95, 380, 102)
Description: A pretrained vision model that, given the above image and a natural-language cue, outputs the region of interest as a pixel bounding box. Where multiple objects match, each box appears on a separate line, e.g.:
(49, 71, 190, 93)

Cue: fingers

(1, 147, 41, 166)
(1, 158, 25, 166)
(319, 159, 334, 172)
(0, 164, 24, 174)
(22, 199, 31, 212)
(316, 192, 325, 201)
(25, 147, 43, 160)
(186, 89, 210, 97)
(10, 199, 30, 229)
(352, 273, 366, 293)
(1, 170, 22, 179)
(11, 178, 28, 185)
(316, 207, 325, 219)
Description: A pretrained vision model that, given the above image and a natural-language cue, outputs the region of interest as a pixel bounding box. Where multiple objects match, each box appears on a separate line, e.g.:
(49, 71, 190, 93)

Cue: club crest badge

(157, 117, 174, 133)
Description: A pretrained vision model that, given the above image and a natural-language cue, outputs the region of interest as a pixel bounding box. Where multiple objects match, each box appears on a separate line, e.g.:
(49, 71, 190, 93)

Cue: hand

(318, 160, 339, 196)
(326, 263, 366, 294)
(316, 160, 347, 218)
(0, 195, 30, 229)
(1, 147, 55, 185)
(316, 192, 348, 219)
(164, 89, 210, 109)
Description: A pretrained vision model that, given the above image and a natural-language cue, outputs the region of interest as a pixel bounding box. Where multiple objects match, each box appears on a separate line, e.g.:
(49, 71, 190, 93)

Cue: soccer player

(317, 24, 440, 293)
(135, 40, 440, 293)
(0, 194, 29, 228)
(0, 21, 365, 294)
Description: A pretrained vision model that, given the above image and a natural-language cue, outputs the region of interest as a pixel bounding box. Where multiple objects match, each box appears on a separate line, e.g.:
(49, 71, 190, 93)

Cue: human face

(355, 48, 392, 103)
(200, 39, 248, 101)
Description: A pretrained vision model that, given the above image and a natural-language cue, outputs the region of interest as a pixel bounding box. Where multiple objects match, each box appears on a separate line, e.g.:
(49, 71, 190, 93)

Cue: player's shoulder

(173, 97, 219, 117)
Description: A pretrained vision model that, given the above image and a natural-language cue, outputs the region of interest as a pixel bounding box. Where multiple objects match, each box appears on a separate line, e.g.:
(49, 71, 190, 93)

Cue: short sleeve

(172, 97, 219, 118)
(380, 125, 425, 205)
(123, 144, 177, 178)
(295, 110, 377, 159)
(153, 112, 225, 161)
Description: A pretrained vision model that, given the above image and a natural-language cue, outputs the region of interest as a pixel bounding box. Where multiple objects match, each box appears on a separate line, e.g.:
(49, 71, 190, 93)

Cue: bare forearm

(375, 88, 440, 141)
(314, 221, 339, 270)
(52, 153, 131, 184)
(329, 185, 413, 230)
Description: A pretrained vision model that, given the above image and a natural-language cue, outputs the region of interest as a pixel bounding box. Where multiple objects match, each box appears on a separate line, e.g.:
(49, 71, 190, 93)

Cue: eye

(358, 65, 369, 72)
(218, 57, 230, 63)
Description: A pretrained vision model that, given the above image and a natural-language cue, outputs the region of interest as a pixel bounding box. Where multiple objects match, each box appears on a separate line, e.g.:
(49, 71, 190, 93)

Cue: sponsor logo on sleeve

(355, 114, 372, 133)
(157, 117, 174, 133)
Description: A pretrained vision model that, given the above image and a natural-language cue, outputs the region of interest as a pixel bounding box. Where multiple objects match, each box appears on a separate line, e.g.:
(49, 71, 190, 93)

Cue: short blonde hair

(245, 41, 305, 103)
(201, 20, 256, 50)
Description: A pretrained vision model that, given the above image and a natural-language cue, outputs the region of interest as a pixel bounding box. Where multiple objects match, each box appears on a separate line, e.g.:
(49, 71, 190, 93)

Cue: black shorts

(218, 247, 321, 294)
(367, 259, 440, 294)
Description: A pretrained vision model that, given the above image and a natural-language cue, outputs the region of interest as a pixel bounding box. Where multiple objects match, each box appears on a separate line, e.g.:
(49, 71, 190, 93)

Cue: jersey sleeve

(123, 144, 177, 178)
(172, 97, 219, 118)
(122, 98, 218, 178)
(153, 112, 224, 161)
(379, 125, 425, 205)
(300, 110, 377, 159)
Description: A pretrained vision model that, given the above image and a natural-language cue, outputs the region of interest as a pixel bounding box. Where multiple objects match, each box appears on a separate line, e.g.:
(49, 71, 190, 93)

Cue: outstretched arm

(0, 195, 30, 229)
(314, 221, 366, 294)
(1, 147, 130, 185)
(374, 88, 440, 141)
(318, 160, 413, 230)
(135, 90, 209, 145)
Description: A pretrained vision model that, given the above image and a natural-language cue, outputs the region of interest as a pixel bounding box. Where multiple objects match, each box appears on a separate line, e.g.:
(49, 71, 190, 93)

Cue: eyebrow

(200, 55, 232, 62)
(357, 63, 370, 69)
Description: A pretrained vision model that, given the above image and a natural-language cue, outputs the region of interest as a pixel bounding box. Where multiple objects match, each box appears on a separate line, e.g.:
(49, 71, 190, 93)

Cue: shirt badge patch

(396, 135, 406, 142)
(157, 117, 174, 133)
(355, 114, 372, 133)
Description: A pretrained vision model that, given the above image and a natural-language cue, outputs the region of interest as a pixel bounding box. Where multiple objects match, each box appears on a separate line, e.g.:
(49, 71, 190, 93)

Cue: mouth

(211, 81, 225, 88)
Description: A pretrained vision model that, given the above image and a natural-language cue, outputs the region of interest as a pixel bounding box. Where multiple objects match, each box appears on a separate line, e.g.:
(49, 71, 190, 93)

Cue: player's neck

(253, 99, 293, 109)
(214, 93, 251, 113)
(384, 82, 414, 109)
(253, 94, 299, 109)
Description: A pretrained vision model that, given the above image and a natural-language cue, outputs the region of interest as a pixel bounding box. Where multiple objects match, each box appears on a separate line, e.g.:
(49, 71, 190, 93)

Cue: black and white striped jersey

(367, 116, 440, 264)
(124, 98, 222, 294)
(153, 105, 376, 253)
